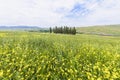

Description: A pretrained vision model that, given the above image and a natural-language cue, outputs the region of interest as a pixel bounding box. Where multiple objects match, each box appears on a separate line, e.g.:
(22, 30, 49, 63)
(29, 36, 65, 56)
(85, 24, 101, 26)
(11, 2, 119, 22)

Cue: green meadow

(0, 30, 120, 79)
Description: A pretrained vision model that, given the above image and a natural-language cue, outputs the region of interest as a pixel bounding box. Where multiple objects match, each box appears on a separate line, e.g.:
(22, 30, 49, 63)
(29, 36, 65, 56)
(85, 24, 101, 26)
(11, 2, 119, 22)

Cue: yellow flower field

(0, 31, 120, 80)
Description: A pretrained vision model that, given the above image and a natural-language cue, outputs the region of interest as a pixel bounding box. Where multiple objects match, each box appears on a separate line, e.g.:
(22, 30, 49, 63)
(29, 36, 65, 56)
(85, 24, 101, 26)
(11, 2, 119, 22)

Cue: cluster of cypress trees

(50, 26, 76, 35)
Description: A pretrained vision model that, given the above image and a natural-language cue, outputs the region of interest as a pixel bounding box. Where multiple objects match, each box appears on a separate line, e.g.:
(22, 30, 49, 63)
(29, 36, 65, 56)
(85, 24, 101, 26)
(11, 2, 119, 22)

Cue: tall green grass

(0, 32, 120, 80)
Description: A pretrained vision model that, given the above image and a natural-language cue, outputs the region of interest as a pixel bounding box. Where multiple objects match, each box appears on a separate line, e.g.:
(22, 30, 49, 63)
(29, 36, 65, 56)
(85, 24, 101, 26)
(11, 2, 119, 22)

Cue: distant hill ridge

(0, 26, 39, 28)
(0, 26, 41, 31)
(77, 24, 120, 36)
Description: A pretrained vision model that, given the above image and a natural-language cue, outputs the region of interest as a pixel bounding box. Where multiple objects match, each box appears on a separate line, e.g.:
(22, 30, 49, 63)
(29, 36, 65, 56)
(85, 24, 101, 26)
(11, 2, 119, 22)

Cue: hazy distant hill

(77, 24, 120, 36)
(0, 26, 40, 31)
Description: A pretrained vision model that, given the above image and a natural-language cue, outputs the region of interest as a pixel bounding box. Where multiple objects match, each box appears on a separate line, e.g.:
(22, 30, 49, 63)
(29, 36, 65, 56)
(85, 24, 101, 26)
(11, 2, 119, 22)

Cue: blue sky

(0, 0, 120, 27)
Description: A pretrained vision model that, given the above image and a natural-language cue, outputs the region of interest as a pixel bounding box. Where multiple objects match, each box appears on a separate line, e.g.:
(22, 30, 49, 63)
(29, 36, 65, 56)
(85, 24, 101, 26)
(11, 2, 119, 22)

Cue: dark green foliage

(72, 27, 76, 35)
(51, 26, 76, 35)
(49, 27, 52, 33)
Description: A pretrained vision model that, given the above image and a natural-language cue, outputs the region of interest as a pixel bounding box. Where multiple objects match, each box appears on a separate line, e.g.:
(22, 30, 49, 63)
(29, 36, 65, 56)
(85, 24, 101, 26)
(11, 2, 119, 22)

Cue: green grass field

(0, 31, 120, 80)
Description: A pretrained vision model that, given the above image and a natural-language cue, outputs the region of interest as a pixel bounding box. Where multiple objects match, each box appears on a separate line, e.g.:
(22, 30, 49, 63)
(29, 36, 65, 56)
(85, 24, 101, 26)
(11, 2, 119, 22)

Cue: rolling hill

(0, 26, 49, 32)
(77, 24, 120, 36)
(0, 26, 40, 31)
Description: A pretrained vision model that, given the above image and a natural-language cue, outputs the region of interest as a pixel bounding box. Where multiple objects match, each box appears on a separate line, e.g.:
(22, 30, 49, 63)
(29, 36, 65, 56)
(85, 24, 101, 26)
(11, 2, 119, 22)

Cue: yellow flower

(97, 77, 102, 80)
(7, 69, 10, 73)
(68, 69, 73, 73)
(0, 70, 3, 77)
(112, 72, 119, 78)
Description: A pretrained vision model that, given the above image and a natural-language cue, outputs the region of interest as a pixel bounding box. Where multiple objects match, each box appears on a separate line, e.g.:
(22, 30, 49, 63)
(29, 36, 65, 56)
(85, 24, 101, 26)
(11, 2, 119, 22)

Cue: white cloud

(85, 0, 120, 25)
(0, 0, 120, 27)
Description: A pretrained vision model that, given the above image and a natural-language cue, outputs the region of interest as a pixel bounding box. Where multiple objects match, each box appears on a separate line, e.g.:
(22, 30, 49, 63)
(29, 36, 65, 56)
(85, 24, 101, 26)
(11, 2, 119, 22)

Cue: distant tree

(69, 27, 72, 34)
(53, 26, 57, 33)
(72, 27, 76, 35)
(60, 27, 63, 33)
(52, 26, 76, 35)
(63, 26, 66, 34)
(49, 27, 52, 33)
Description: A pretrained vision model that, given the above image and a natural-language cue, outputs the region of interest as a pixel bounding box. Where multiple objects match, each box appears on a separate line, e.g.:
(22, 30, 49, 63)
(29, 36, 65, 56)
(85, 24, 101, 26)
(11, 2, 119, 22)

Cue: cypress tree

(72, 27, 76, 35)
(49, 27, 52, 33)
(52, 26, 76, 35)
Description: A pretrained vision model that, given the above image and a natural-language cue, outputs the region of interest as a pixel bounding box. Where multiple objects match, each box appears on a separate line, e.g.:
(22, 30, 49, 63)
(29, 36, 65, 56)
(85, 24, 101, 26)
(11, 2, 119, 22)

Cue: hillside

(0, 26, 40, 31)
(77, 25, 120, 36)
(0, 26, 49, 32)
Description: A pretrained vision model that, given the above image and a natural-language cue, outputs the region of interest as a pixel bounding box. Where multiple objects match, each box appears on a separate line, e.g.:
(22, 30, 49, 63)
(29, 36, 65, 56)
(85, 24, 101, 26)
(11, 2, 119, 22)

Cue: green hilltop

(77, 24, 120, 36)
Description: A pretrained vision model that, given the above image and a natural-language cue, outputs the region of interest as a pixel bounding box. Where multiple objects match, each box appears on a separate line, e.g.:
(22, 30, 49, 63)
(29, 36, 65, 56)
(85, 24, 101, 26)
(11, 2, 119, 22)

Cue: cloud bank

(0, 0, 120, 27)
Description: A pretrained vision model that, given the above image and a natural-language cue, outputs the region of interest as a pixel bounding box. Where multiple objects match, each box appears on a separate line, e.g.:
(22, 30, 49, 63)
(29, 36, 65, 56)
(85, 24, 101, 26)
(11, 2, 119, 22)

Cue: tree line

(50, 26, 76, 35)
